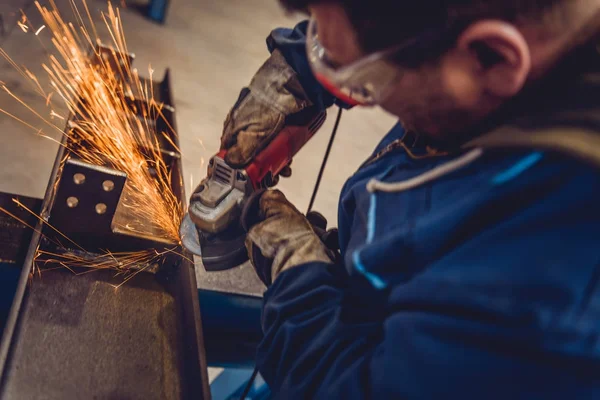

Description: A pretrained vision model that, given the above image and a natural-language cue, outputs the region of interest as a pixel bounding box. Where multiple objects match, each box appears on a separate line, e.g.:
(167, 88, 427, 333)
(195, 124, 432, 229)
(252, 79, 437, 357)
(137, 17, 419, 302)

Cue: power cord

(238, 107, 343, 399)
(239, 366, 260, 400)
(307, 107, 343, 213)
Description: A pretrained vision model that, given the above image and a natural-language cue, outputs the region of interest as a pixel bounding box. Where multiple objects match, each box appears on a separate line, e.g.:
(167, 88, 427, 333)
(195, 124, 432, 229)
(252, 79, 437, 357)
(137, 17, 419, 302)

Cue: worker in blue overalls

(219, 0, 600, 398)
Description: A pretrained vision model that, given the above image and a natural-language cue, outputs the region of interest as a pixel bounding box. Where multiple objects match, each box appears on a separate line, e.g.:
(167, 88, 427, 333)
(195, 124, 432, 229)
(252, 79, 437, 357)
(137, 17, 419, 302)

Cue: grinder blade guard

(181, 215, 248, 271)
(184, 156, 252, 271)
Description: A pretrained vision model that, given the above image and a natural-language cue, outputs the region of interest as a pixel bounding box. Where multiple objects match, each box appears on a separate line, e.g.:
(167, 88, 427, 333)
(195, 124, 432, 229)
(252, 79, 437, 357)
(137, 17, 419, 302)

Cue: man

(216, 0, 600, 398)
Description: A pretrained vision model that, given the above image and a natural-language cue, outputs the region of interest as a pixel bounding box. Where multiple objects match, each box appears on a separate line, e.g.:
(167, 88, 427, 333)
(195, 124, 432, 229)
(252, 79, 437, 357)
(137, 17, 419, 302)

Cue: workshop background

(0, 0, 396, 393)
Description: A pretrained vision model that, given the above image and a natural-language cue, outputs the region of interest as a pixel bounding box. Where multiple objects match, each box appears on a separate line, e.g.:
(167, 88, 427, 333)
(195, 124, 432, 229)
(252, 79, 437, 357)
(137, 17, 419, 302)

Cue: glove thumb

(241, 189, 267, 232)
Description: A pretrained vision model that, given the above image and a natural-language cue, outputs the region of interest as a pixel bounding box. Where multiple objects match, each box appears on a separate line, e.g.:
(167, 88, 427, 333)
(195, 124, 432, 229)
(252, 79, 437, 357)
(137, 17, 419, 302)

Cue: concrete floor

(0, 0, 398, 387)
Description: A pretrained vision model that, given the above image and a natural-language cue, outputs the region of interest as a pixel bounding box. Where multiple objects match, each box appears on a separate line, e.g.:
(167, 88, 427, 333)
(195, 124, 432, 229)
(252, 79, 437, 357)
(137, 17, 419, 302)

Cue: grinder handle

(243, 108, 327, 190)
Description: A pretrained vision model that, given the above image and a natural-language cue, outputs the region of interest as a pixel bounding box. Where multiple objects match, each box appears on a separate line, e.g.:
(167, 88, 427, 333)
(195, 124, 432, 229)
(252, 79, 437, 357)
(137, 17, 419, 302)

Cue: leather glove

(241, 190, 334, 286)
(221, 49, 313, 168)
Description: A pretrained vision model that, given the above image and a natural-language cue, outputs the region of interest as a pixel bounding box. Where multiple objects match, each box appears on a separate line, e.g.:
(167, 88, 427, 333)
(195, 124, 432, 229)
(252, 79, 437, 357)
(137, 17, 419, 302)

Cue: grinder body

(182, 108, 327, 271)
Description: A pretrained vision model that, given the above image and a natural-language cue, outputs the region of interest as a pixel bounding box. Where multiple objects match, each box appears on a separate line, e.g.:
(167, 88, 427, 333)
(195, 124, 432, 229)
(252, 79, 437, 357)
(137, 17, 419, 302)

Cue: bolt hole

(73, 173, 86, 185)
(102, 180, 115, 192)
(95, 203, 107, 215)
(66, 197, 79, 208)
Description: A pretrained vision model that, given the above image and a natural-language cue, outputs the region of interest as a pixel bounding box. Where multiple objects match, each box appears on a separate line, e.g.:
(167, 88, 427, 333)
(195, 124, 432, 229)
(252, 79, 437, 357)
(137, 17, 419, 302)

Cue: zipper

(360, 132, 450, 170)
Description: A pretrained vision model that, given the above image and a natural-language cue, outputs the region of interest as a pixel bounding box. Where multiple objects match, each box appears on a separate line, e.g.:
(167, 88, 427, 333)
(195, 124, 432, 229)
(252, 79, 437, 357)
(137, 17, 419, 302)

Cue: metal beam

(0, 52, 210, 398)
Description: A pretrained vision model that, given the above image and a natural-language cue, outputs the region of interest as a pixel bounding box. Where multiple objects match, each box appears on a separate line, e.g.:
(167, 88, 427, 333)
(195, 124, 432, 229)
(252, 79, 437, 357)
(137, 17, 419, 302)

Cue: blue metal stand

(198, 290, 271, 398)
(148, 0, 170, 24)
(210, 368, 270, 400)
(0, 264, 21, 333)
(199, 290, 263, 368)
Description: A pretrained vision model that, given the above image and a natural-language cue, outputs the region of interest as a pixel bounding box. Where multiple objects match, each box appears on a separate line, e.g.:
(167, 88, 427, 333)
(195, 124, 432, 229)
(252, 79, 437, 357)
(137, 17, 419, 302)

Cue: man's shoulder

(343, 149, 600, 290)
(381, 152, 600, 356)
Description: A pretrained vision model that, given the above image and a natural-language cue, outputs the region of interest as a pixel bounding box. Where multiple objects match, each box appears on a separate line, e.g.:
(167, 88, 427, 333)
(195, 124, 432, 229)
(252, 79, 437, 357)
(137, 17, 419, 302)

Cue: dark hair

(280, 0, 564, 61)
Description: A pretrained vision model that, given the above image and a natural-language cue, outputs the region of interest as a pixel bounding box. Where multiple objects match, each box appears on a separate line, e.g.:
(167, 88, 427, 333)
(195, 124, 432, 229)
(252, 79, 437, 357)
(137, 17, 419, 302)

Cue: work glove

(221, 49, 313, 168)
(241, 190, 334, 286)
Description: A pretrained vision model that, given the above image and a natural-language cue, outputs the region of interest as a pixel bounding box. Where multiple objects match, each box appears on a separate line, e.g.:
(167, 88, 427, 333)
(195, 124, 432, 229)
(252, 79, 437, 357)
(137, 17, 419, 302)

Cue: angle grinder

(180, 107, 327, 271)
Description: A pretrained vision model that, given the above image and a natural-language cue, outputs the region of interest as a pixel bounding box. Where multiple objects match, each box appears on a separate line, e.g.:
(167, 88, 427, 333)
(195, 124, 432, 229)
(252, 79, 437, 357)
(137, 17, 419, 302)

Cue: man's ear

(456, 20, 532, 98)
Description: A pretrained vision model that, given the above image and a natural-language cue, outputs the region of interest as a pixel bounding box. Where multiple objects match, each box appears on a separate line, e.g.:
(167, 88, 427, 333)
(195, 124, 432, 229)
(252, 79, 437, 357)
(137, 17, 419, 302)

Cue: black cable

(307, 107, 343, 213)
(238, 108, 343, 399)
(239, 366, 260, 400)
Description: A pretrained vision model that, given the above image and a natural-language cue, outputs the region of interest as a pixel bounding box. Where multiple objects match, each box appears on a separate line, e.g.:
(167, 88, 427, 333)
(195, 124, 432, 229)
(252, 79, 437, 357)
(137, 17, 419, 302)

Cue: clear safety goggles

(306, 18, 402, 106)
(306, 18, 450, 106)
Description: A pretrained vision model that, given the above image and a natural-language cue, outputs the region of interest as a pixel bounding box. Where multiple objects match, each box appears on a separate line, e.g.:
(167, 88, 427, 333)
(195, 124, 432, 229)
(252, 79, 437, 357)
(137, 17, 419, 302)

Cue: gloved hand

(241, 190, 334, 286)
(221, 49, 313, 168)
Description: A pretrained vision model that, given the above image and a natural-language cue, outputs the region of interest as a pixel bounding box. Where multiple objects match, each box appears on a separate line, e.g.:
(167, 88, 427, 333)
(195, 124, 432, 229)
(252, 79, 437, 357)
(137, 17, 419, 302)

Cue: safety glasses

(306, 18, 452, 106)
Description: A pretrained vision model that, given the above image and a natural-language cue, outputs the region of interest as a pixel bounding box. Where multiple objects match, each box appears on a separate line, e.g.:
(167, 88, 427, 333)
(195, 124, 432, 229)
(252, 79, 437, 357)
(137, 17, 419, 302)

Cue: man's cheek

(443, 66, 480, 109)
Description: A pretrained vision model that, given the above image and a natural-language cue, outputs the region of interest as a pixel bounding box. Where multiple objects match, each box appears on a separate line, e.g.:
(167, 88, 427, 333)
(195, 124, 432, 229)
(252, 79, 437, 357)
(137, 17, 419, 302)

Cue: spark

(50, 110, 64, 120)
(17, 22, 29, 33)
(1, 0, 183, 244)
(0, 206, 43, 239)
(12, 198, 86, 252)
(18, 14, 29, 32)
(0, 107, 42, 132)
(1, 199, 173, 279)
(1, 84, 65, 136)
(34, 247, 176, 283)
(0, 49, 48, 97)
(0, 0, 188, 281)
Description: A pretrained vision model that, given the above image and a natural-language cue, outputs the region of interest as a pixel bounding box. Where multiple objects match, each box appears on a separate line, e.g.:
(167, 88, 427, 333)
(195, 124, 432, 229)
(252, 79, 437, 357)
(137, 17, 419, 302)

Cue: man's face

(309, 4, 524, 139)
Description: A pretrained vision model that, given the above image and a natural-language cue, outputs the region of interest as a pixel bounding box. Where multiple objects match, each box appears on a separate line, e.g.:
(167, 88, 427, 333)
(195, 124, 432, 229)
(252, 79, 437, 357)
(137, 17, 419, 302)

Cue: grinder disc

(180, 214, 249, 271)
(180, 214, 203, 256)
